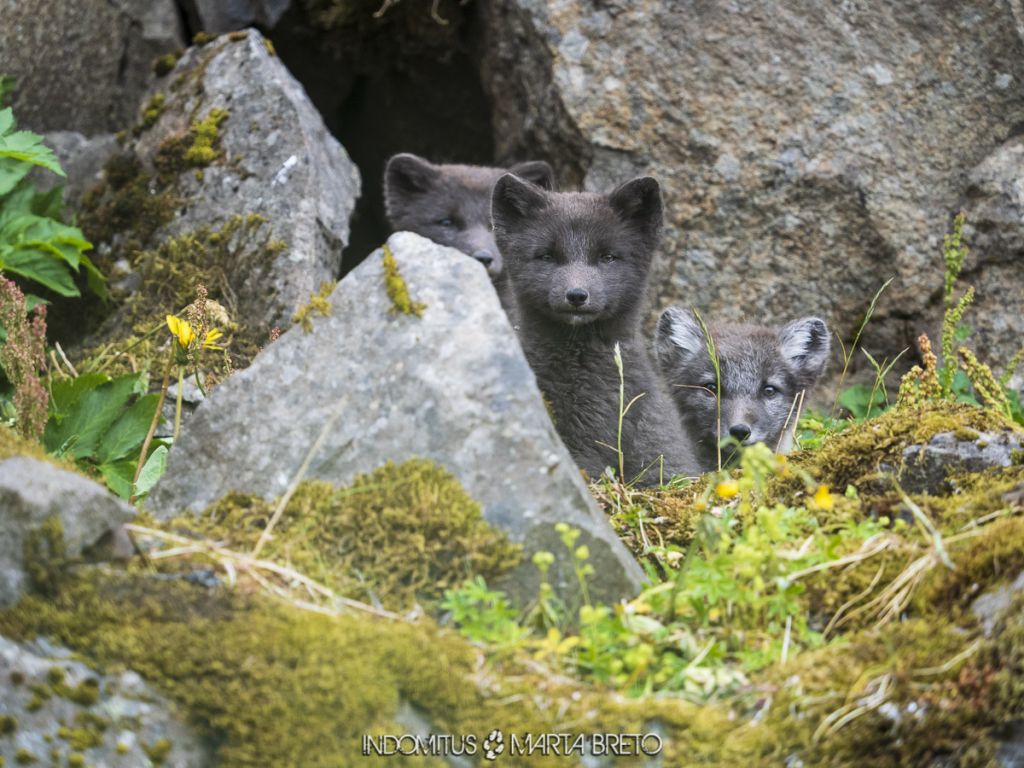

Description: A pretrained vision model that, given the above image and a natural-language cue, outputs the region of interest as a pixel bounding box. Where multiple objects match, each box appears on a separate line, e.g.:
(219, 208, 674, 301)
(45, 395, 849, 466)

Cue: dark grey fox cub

(384, 153, 553, 309)
(656, 309, 831, 471)
(492, 173, 699, 484)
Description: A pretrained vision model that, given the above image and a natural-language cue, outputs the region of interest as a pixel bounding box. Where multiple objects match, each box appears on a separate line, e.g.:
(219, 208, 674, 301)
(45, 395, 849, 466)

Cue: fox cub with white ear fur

(656, 309, 831, 471)
(492, 173, 700, 484)
(383, 153, 554, 311)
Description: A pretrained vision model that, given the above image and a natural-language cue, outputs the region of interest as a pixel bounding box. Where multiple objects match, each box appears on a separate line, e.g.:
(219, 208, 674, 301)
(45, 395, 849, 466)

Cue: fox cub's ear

(609, 176, 663, 250)
(779, 317, 831, 384)
(509, 160, 555, 191)
(656, 307, 706, 366)
(491, 172, 549, 228)
(384, 154, 439, 214)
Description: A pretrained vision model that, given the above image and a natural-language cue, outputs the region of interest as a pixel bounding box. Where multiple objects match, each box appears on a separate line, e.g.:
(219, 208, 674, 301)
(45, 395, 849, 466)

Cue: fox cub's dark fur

(384, 153, 553, 310)
(656, 309, 831, 470)
(492, 173, 699, 484)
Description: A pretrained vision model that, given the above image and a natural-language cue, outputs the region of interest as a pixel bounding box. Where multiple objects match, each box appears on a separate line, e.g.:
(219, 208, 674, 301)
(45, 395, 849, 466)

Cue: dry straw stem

(691, 308, 722, 471)
(125, 523, 406, 622)
(831, 277, 894, 420)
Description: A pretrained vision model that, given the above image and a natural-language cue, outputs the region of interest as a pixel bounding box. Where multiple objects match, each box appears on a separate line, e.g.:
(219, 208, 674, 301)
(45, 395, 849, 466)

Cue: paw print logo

(482, 729, 504, 761)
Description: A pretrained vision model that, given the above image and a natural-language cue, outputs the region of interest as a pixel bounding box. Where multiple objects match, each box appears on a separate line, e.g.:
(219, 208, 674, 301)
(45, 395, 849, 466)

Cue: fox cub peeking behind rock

(384, 153, 553, 310)
(492, 173, 699, 484)
(656, 309, 831, 471)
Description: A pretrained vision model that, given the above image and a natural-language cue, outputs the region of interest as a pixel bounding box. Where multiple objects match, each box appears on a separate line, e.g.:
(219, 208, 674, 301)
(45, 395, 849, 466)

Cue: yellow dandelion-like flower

(202, 328, 225, 350)
(166, 315, 195, 348)
(813, 485, 834, 511)
(715, 479, 739, 499)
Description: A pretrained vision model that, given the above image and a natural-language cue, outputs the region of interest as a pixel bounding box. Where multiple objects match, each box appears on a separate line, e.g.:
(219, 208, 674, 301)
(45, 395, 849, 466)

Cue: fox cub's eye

(535, 252, 554, 262)
(762, 385, 778, 397)
(600, 252, 617, 264)
(435, 217, 455, 228)
(702, 381, 718, 395)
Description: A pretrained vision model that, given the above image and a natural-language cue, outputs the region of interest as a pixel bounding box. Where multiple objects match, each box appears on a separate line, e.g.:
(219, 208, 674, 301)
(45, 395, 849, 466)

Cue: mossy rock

(164, 459, 522, 611)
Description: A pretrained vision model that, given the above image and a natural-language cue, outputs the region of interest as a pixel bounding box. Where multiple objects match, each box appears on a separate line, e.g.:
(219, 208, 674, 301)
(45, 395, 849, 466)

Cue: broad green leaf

(49, 372, 109, 416)
(0, 157, 31, 197)
(0, 112, 65, 176)
(96, 393, 161, 464)
(99, 459, 136, 500)
(1, 252, 79, 296)
(133, 444, 168, 498)
(80, 252, 108, 301)
(43, 374, 140, 459)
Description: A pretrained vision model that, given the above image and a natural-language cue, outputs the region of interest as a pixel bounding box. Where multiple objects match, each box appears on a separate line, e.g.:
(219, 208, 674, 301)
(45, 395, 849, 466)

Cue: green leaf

(0, 252, 79, 296)
(133, 444, 168, 498)
(43, 374, 141, 459)
(49, 372, 109, 416)
(99, 459, 136, 500)
(96, 393, 161, 464)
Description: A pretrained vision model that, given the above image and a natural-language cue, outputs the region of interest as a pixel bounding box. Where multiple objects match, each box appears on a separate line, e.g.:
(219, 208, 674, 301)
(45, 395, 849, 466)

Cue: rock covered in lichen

(0, 634, 209, 767)
(0, 0, 183, 134)
(480, 0, 1024, 384)
(148, 231, 645, 605)
(83, 27, 360, 342)
(0, 457, 133, 607)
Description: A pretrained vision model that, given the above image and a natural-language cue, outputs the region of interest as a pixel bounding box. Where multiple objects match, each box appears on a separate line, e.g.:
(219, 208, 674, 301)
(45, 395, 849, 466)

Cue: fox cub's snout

(657, 309, 831, 470)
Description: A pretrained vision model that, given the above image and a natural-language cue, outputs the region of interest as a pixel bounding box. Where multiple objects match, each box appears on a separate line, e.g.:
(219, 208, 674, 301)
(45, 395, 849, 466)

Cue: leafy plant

(43, 371, 167, 499)
(0, 276, 47, 438)
(0, 103, 105, 301)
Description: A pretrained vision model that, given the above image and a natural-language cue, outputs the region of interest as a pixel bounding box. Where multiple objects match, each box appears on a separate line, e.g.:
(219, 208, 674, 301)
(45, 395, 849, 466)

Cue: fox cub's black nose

(729, 424, 752, 442)
(473, 250, 494, 268)
(566, 288, 589, 306)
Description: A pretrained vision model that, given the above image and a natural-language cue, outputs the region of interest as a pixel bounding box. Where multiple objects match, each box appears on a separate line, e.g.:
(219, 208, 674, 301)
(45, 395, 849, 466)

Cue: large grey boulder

(88, 28, 360, 335)
(481, 1, 1024, 383)
(0, 458, 134, 607)
(963, 139, 1024, 394)
(148, 232, 645, 604)
(0, 634, 209, 767)
(0, 0, 183, 134)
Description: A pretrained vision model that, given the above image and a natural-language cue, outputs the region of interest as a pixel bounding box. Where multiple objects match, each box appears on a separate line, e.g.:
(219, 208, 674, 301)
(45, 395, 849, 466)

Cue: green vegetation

(0, 103, 103, 301)
(381, 243, 425, 316)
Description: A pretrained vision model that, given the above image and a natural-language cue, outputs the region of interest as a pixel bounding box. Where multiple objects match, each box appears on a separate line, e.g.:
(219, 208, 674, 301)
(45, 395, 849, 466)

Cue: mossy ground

(162, 459, 522, 611)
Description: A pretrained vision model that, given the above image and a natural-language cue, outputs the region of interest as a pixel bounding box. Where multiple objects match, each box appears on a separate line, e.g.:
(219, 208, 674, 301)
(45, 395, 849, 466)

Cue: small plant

(0, 102, 104, 301)
(440, 576, 527, 646)
(0, 277, 47, 438)
(42, 370, 166, 499)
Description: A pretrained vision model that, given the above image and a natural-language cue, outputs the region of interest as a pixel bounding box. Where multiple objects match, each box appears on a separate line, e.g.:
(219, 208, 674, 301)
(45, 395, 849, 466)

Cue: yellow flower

(202, 328, 225, 350)
(715, 479, 739, 499)
(166, 315, 195, 348)
(813, 485, 834, 511)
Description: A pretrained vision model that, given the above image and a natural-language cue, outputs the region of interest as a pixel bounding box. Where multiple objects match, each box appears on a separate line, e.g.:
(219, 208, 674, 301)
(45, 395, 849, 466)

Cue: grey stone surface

(148, 231, 645, 605)
(899, 429, 1024, 494)
(963, 139, 1024, 395)
(96, 28, 360, 333)
(185, 0, 292, 33)
(0, 634, 209, 767)
(0, 457, 134, 607)
(481, 1, 1024, 388)
(29, 132, 120, 210)
(0, 0, 183, 134)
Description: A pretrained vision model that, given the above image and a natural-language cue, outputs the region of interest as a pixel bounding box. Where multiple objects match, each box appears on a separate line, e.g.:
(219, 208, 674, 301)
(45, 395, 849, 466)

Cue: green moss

(24, 518, 68, 599)
(381, 243, 425, 317)
(291, 281, 333, 332)
(134, 93, 167, 135)
(152, 52, 181, 77)
(175, 459, 521, 610)
(263, 38, 277, 56)
(183, 109, 229, 167)
(192, 31, 214, 46)
(142, 738, 172, 765)
(66, 754, 85, 768)
(787, 402, 1017, 497)
(13, 749, 35, 765)
(0, 714, 16, 735)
